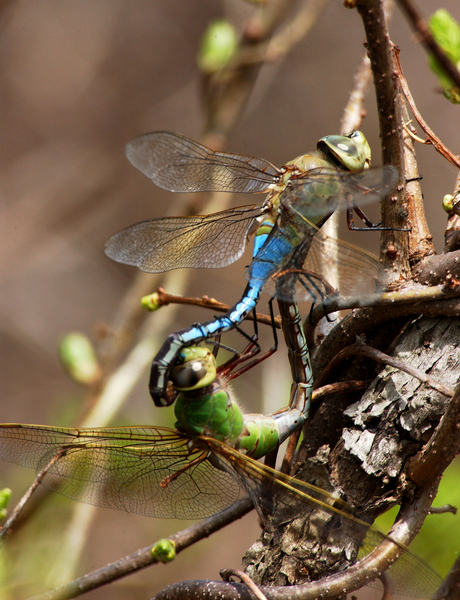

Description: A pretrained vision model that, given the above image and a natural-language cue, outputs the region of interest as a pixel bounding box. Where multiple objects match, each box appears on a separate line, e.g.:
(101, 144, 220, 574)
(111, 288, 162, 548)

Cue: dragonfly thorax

(280, 175, 340, 228)
(174, 378, 245, 444)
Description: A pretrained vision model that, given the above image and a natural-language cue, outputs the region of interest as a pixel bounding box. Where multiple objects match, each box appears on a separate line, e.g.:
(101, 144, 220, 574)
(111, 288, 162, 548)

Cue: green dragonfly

(0, 346, 442, 597)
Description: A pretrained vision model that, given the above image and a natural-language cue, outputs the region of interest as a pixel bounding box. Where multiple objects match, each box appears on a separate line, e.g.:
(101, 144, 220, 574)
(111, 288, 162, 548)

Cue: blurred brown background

(1, 1, 459, 598)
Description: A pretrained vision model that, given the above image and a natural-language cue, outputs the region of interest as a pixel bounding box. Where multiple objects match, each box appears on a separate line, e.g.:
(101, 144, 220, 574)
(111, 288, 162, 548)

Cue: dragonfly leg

(347, 200, 410, 231)
(220, 300, 279, 381)
(294, 273, 336, 325)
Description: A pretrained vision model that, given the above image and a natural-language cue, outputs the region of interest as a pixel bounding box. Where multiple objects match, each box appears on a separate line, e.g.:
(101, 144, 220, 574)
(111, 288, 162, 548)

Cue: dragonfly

(0, 346, 441, 597)
(105, 131, 398, 406)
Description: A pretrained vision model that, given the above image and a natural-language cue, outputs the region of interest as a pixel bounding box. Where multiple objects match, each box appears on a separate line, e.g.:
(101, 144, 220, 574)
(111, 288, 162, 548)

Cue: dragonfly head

(317, 131, 371, 172)
(170, 347, 217, 391)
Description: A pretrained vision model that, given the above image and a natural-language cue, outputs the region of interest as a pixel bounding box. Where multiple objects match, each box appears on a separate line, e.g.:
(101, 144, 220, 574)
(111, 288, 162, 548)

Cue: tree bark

(243, 315, 460, 588)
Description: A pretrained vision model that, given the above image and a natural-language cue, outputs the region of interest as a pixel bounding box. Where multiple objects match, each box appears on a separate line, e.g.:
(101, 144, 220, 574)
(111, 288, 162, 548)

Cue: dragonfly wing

(261, 230, 381, 303)
(0, 424, 241, 519)
(284, 165, 398, 222)
(306, 232, 382, 296)
(126, 131, 280, 193)
(204, 437, 442, 598)
(339, 164, 399, 205)
(360, 531, 443, 598)
(105, 205, 264, 272)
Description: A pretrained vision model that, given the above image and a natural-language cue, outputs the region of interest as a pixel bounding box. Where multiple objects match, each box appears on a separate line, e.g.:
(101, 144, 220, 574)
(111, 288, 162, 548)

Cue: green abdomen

(238, 417, 280, 459)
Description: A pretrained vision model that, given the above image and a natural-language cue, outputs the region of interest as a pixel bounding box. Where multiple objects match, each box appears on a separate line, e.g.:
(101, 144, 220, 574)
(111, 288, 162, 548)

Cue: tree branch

(154, 486, 441, 600)
(355, 0, 410, 283)
(28, 499, 254, 600)
(393, 46, 460, 170)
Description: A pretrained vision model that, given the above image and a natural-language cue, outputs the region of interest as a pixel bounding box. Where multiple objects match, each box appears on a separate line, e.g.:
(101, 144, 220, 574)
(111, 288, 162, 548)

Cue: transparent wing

(263, 231, 382, 302)
(105, 205, 264, 273)
(0, 424, 241, 519)
(126, 131, 280, 193)
(282, 165, 398, 222)
(204, 437, 442, 599)
(247, 165, 397, 301)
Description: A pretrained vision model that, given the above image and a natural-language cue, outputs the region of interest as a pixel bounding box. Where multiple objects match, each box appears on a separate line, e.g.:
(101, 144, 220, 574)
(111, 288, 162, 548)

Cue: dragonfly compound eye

(170, 360, 209, 390)
(317, 132, 370, 172)
(171, 346, 217, 391)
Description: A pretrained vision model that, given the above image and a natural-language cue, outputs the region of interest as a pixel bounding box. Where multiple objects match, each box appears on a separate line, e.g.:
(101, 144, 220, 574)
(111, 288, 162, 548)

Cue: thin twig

(355, 0, 410, 281)
(144, 288, 281, 329)
(27, 498, 254, 600)
(340, 51, 372, 134)
(309, 282, 460, 329)
(220, 570, 268, 600)
(314, 340, 455, 398)
(396, 0, 460, 90)
(237, 0, 330, 65)
(416, 251, 460, 285)
(79, 270, 190, 427)
(429, 505, 457, 516)
(400, 100, 435, 261)
(312, 379, 369, 401)
(393, 46, 460, 169)
(0, 451, 63, 541)
(202, 0, 314, 141)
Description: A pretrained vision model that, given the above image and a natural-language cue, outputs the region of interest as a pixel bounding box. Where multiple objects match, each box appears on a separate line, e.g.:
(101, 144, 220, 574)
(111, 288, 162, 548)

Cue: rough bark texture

(243, 315, 460, 587)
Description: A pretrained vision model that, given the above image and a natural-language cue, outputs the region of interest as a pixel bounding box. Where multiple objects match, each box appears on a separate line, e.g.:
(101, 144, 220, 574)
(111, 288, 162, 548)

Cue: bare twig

(79, 270, 190, 427)
(340, 51, 373, 135)
(429, 505, 457, 516)
(393, 46, 460, 169)
(396, 0, 460, 90)
(311, 379, 369, 401)
(416, 251, 460, 285)
(0, 452, 63, 541)
(314, 340, 455, 398)
(237, 0, 330, 65)
(400, 101, 435, 261)
(354, 0, 410, 282)
(202, 0, 323, 141)
(27, 498, 254, 600)
(308, 282, 460, 330)
(221, 570, 268, 600)
(144, 288, 281, 329)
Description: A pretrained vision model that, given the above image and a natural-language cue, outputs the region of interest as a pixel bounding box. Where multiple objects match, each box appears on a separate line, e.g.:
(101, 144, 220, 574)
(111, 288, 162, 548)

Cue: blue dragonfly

(105, 131, 398, 406)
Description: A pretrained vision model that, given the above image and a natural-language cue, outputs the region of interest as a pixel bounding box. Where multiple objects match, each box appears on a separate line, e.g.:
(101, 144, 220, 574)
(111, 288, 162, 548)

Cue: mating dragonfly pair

(105, 130, 397, 407)
(0, 131, 441, 596)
